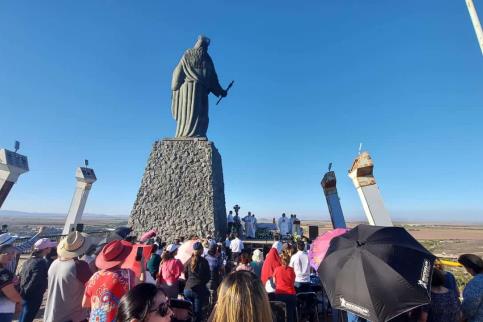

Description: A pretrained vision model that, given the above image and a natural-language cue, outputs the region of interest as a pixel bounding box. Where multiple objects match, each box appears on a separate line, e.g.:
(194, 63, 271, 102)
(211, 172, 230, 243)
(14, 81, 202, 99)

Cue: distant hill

(0, 210, 128, 219)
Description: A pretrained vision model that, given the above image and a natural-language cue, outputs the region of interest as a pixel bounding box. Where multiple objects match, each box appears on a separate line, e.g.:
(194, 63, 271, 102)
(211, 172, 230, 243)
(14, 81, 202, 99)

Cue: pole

(62, 166, 97, 234)
(466, 0, 483, 55)
(348, 151, 393, 227)
(321, 171, 347, 229)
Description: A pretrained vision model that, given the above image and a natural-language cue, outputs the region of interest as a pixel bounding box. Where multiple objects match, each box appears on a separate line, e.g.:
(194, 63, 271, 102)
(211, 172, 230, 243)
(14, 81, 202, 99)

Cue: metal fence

(12, 230, 111, 254)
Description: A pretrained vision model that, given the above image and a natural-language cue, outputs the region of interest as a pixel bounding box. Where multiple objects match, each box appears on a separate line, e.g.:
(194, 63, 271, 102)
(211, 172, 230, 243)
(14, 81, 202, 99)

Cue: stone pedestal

(129, 138, 227, 241)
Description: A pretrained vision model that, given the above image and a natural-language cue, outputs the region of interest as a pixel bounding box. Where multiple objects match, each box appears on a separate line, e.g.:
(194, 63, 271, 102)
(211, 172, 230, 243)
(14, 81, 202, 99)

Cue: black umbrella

(318, 224, 435, 322)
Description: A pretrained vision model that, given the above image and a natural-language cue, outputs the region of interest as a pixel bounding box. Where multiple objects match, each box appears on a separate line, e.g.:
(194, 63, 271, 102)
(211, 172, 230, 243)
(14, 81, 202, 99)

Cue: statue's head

(194, 35, 210, 49)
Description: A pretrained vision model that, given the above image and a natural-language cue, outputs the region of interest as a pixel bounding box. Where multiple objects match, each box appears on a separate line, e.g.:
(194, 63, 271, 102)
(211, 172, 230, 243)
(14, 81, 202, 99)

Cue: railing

(12, 230, 111, 254)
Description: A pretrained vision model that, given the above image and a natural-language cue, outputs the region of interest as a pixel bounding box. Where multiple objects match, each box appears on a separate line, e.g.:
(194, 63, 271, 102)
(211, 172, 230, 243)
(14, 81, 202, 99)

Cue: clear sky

(1, 1, 482, 223)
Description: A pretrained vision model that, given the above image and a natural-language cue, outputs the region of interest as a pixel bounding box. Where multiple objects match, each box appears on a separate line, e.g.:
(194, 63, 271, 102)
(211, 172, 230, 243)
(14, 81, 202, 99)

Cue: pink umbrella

(175, 240, 198, 265)
(308, 228, 350, 270)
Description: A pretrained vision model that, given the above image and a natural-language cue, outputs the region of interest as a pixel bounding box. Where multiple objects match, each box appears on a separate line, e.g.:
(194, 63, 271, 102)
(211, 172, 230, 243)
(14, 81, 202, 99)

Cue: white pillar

(466, 0, 483, 55)
(62, 167, 97, 234)
(348, 152, 393, 227)
(321, 171, 347, 229)
(0, 149, 29, 208)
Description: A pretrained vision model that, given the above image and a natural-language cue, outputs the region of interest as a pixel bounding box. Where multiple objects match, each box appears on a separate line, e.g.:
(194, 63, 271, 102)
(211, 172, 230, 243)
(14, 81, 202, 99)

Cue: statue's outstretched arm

(207, 56, 225, 97)
(209, 71, 225, 97)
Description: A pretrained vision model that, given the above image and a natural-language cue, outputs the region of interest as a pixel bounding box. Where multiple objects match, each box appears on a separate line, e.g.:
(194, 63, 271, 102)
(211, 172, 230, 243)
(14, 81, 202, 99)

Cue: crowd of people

(0, 226, 481, 322)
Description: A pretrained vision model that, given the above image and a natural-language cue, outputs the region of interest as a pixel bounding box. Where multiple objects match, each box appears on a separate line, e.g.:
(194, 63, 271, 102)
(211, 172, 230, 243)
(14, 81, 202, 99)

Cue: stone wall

(129, 138, 227, 241)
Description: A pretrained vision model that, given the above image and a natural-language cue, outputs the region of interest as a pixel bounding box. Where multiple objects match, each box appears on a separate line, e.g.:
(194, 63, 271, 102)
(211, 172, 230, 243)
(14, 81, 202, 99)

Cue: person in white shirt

(229, 233, 244, 263)
(288, 214, 294, 235)
(289, 240, 311, 293)
(277, 213, 290, 237)
(292, 214, 302, 236)
(242, 212, 252, 238)
(227, 211, 234, 233)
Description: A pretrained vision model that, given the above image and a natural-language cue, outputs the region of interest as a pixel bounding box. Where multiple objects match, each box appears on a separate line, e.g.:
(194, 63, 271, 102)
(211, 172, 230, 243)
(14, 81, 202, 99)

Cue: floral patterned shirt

(84, 268, 135, 322)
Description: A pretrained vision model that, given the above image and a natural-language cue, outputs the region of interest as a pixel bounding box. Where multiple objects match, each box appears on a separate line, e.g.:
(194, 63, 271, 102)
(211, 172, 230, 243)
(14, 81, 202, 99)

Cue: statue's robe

(171, 47, 224, 138)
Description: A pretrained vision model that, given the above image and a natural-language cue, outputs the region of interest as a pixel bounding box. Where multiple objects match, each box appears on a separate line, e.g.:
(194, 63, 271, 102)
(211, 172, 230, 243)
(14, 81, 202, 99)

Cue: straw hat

(57, 231, 92, 260)
(95, 240, 133, 270)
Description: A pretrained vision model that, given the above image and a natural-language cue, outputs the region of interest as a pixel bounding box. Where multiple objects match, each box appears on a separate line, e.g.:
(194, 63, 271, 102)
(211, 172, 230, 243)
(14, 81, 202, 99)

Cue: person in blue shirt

(458, 253, 483, 322)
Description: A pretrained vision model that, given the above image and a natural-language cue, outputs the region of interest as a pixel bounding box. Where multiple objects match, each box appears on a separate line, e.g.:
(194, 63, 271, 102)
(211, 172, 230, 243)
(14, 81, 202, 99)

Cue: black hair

(458, 254, 483, 274)
(296, 240, 305, 251)
(46, 247, 57, 259)
(117, 283, 168, 322)
(151, 244, 158, 254)
(239, 252, 251, 265)
(431, 269, 445, 287)
(0, 244, 14, 254)
(161, 250, 175, 263)
(31, 249, 44, 257)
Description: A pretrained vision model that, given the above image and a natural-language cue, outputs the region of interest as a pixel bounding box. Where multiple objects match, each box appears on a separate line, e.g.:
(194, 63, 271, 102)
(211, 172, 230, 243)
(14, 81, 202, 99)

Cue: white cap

(166, 244, 179, 253)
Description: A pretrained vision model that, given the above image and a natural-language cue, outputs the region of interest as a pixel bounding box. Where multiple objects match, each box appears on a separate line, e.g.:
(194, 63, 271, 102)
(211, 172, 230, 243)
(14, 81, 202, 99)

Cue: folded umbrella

(140, 229, 157, 243)
(308, 228, 349, 270)
(318, 224, 435, 322)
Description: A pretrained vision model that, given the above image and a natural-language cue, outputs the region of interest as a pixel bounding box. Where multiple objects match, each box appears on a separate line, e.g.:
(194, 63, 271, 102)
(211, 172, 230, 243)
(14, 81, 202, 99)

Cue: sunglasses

(148, 299, 171, 318)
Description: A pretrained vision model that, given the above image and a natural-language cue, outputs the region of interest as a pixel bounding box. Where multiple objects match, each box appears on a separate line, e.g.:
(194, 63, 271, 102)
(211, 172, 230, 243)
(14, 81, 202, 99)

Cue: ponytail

(191, 249, 203, 271)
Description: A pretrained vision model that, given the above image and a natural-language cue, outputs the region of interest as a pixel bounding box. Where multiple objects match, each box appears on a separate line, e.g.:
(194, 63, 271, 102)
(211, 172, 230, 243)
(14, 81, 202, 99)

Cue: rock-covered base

(129, 138, 227, 242)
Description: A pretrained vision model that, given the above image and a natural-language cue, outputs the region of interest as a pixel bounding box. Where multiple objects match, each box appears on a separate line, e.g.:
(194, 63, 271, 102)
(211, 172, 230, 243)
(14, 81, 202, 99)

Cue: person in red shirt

(83, 240, 136, 322)
(272, 252, 297, 322)
(261, 241, 282, 293)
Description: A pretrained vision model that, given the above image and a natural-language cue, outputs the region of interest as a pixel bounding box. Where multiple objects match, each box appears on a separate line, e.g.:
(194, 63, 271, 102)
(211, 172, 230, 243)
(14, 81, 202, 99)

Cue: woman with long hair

(183, 242, 210, 322)
(117, 283, 173, 322)
(209, 270, 272, 322)
(158, 244, 183, 299)
(418, 269, 461, 322)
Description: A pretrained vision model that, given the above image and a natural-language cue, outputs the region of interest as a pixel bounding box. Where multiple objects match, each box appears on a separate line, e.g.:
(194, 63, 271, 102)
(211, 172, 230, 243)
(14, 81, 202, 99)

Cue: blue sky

(1, 1, 482, 222)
